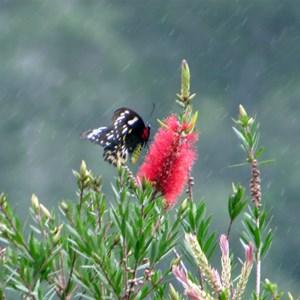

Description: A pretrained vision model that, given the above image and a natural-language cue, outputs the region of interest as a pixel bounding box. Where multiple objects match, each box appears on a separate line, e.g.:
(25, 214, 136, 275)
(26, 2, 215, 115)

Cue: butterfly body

(81, 108, 150, 166)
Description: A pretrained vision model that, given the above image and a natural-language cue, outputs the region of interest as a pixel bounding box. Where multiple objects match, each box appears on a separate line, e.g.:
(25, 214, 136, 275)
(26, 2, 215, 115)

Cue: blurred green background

(1, 0, 300, 295)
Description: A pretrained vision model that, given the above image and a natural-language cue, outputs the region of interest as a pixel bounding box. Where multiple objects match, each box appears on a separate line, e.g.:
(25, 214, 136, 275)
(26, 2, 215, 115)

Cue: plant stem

(249, 149, 262, 298)
(186, 173, 194, 201)
(240, 115, 262, 299)
(255, 218, 261, 297)
(227, 220, 233, 238)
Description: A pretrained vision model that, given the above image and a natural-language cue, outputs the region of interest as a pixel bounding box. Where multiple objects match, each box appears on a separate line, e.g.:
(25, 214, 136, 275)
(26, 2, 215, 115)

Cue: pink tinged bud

(172, 265, 189, 285)
(173, 265, 203, 300)
(219, 234, 229, 256)
(185, 289, 201, 300)
(212, 268, 222, 286)
(245, 242, 254, 265)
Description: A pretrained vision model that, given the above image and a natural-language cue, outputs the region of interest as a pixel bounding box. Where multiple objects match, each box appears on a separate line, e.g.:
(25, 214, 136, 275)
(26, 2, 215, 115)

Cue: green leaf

(111, 184, 120, 201)
(15, 284, 30, 293)
(152, 269, 162, 285)
(253, 206, 260, 219)
(171, 212, 184, 232)
(66, 224, 81, 240)
(252, 131, 260, 151)
(195, 202, 205, 223)
(259, 211, 267, 229)
(231, 199, 248, 221)
(220, 289, 229, 300)
(261, 230, 273, 257)
(134, 238, 142, 260)
(232, 126, 247, 144)
(207, 241, 218, 260)
(254, 226, 261, 248)
(29, 224, 41, 235)
(188, 209, 195, 231)
(228, 185, 248, 222)
(228, 195, 234, 217)
(149, 240, 158, 265)
(138, 286, 149, 299)
(120, 186, 128, 204)
(28, 233, 38, 259)
(119, 215, 126, 238)
(258, 159, 276, 166)
(144, 200, 155, 216)
(244, 218, 255, 236)
(114, 271, 123, 295)
(229, 162, 249, 168)
(203, 231, 217, 255)
(255, 147, 264, 159)
(99, 197, 106, 217)
(82, 192, 92, 203)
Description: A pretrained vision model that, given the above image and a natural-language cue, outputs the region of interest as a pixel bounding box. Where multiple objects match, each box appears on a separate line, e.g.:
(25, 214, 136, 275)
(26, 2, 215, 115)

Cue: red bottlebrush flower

(137, 115, 197, 207)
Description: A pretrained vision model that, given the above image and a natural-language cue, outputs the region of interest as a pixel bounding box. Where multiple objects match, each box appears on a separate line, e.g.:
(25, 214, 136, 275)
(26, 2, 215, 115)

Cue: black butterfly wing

(81, 107, 149, 165)
(111, 107, 148, 153)
(80, 126, 113, 146)
(103, 142, 128, 166)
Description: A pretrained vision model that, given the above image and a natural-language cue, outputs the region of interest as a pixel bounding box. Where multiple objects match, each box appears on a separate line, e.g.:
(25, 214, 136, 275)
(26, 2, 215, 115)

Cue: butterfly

(81, 108, 150, 166)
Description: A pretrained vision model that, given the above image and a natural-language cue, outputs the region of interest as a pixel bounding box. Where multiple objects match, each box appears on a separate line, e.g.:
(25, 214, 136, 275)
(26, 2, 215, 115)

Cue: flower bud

(169, 283, 180, 300)
(31, 194, 39, 211)
(0, 194, 7, 209)
(80, 160, 88, 177)
(248, 117, 254, 126)
(287, 292, 294, 300)
(0, 223, 9, 233)
(181, 59, 190, 100)
(60, 201, 68, 211)
(181, 198, 188, 210)
(184, 111, 198, 132)
(231, 182, 237, 194)
(245, 242, 254, 265)
(220, 234, 229, 256)
(39, 204, 51, 219)
(52, 224, 63, 244)
(171, 256, 182, 267)
(239, 104, 247, 118)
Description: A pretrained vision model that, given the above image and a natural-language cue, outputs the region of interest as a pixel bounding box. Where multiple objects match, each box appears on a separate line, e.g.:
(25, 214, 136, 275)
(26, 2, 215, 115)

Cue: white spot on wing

(87, 127, 106, 139)
(127, 116, 138, 125)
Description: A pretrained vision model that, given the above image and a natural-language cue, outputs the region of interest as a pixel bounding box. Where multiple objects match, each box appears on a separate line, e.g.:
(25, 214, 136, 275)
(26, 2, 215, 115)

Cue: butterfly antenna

(148, 103, 155, 121)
